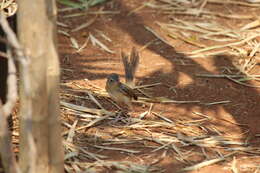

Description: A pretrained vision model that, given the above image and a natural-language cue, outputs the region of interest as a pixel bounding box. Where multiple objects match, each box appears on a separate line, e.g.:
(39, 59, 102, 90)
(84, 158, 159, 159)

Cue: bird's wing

(119, 83, 138, 100)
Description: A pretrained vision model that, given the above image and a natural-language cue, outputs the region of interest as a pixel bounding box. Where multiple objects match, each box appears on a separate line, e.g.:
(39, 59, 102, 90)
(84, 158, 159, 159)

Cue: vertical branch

(2, 48, 17, 116)
(46, 1, 64, 173)
(0, 14, 36, 173)
(0, 47, 20, 173)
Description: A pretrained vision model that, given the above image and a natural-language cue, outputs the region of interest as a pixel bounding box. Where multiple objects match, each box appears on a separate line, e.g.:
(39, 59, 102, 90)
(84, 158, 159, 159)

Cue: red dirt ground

(58, 0, 260, 172)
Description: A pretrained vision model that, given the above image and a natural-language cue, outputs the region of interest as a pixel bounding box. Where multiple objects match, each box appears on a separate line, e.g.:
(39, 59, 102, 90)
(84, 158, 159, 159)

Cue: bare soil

(58, 0, 260, 172)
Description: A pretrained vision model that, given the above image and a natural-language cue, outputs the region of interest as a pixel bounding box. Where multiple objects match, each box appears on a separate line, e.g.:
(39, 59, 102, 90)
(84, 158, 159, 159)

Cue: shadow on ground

(58, 0, 260, 172)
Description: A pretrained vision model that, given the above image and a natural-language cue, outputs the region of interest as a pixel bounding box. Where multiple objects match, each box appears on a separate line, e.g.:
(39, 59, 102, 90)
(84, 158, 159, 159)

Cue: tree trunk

(17, 0, 63, 173)
(46, 1, 64, 173)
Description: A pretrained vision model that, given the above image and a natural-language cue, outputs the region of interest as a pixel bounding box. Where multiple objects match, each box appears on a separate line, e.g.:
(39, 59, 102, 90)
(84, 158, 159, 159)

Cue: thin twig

(181, 152, 237, 171)
(144, 26, 171, 46)
(226, 76, 260, 88)
(196, 74, 260, 78)
(2, 47, 17, 116)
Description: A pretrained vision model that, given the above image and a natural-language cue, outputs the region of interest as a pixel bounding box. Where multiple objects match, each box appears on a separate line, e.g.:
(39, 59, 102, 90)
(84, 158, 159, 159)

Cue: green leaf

(89, 0, 107, 6)
(58, 0, 108, 9)
(58, 0, 83, 8)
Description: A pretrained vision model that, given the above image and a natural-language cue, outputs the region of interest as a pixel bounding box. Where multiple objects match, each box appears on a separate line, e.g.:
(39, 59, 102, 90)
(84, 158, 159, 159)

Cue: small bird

(106, 47, 139, 109)
(106, 73, 137, 109)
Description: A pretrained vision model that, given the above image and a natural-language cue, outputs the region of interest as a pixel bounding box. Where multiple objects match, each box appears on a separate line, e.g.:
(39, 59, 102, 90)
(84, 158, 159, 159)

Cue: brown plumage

(121, 47, 139, 88)
(106, 73, 137, 109)
(106, 47, 140, 109)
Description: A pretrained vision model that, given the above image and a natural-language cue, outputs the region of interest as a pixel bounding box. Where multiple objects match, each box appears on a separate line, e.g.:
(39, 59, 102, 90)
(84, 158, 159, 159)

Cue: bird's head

(106, 73, 120, 86)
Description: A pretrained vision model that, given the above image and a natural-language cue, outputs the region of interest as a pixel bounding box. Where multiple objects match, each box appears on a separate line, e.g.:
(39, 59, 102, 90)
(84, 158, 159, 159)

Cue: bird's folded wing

(119, 83, 138, 100)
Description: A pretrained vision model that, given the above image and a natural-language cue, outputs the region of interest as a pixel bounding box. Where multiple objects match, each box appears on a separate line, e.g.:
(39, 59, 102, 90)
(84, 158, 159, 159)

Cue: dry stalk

(58, 1, 260, 171)
(181, 152, 237, 171)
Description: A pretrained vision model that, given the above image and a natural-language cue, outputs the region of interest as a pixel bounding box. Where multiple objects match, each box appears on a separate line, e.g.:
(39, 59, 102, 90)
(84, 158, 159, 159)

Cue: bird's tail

(121, 47, 139, 88)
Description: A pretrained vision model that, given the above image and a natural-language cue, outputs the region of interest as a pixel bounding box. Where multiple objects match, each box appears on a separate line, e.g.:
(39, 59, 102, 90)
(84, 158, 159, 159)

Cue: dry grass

(60, 78, 260, 172)
(146, 0, 260, 86)
(55, 1, 260, 172)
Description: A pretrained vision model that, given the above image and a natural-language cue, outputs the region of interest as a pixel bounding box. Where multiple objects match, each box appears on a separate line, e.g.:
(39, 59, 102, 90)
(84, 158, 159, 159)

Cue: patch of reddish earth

(58, 0, 260, 172)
